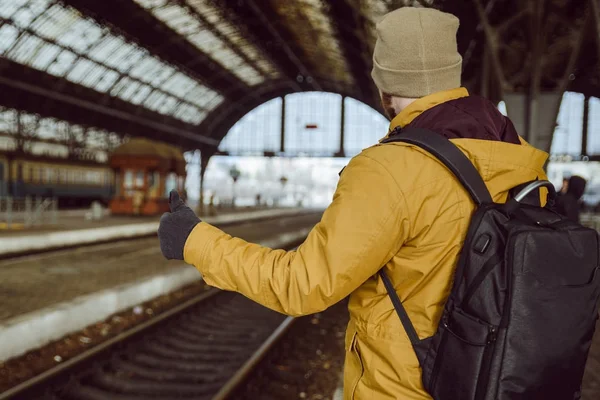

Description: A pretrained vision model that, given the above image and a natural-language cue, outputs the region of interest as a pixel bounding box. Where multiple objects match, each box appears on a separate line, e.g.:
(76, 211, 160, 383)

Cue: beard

(380, 92, 397, 120)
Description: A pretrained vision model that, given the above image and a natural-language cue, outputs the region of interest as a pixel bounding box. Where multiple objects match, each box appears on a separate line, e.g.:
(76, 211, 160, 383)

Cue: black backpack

(380, 128, 600, 400)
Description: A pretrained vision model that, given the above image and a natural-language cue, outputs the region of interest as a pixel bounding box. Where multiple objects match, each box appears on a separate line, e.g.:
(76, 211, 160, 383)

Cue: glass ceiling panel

(187, 0, 279, 78)
(0, 0, 223, 126)
(133, 0, 279, 86)
(29, 41, 61, 70)
(0, 24, 19, 53)
(46, 49, 77, 76)
(130, 84, 153, 105)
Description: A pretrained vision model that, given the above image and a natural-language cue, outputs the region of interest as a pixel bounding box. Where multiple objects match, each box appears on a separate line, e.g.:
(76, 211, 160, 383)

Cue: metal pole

(526, 0, 545, 145)
(198, 152, 209, 217)
(25, 196, 31, 227)
(280, 96, 286, 154)
(339, 96, 346, 157)
(6, 196, 11, 229)
(51, 197, 58, 225)
(35, 195, 41, 226)
(582, 95, 590, 156)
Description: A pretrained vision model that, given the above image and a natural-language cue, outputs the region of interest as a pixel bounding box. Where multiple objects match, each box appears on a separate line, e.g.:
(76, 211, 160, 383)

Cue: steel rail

(211, 316, 296, 400)
(0, 288, 222, 400)
(1, 243, 305, 400)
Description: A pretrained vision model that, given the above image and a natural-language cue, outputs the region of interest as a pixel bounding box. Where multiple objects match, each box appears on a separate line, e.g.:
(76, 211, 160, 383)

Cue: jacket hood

(449, 137, 548, 202)
(389, 92, 548, 201)
(408, 95, 522, 144)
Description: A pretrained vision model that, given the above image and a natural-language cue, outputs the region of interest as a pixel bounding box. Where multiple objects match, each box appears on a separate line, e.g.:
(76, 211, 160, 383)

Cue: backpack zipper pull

(487, 326, 497, 344)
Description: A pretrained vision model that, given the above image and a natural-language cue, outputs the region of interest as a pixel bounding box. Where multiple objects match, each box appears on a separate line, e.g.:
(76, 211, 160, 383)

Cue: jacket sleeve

(183, 153, 410, 316)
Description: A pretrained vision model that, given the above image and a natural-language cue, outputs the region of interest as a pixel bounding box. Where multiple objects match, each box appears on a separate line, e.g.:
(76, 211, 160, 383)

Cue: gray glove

(158, 190, 201, 260)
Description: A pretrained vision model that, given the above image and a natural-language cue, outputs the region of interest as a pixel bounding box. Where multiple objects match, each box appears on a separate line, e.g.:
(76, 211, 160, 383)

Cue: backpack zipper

(474, 326, 498, 400)
(474, 233, 519, 400)
(428, 320, 449, 393)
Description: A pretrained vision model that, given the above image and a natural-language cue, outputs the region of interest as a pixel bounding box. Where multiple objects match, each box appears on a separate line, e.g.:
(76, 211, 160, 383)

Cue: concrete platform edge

(0, 208, 311, 257)
(0, 228, 310, 362)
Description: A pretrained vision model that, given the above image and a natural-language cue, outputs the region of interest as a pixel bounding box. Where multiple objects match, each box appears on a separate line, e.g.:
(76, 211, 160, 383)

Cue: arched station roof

(0, 0, 597, 152)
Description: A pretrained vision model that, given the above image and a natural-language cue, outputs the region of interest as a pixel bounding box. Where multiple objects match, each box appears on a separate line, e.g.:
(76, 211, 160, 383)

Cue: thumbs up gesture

(158, 190, 201, 260)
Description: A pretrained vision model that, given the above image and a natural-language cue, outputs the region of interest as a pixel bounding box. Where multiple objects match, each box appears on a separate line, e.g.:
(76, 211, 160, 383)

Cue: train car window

(147, 171, 155, 188)
(135, 170, 145, 188)
(115, 172, 121, 196)
(124, 170, 133, 190)
(147, 171, 160, 198)
(45, 168, 52, 184)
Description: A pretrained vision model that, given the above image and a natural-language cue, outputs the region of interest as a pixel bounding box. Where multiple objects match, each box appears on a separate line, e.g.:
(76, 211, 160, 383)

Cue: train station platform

(0, 207, 309, 257)
(0, 211, 322, 363)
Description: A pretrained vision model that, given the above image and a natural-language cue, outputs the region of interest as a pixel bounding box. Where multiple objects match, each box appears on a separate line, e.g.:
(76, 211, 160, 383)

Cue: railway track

(2, 290, 294, 400)
(0, 213, 326, 399)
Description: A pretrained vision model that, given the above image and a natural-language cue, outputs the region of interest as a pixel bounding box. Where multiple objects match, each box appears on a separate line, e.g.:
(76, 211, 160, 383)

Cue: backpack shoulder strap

(382, 128, 493, 205)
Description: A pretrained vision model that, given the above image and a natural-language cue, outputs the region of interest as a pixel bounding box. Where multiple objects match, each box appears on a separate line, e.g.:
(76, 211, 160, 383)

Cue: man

(560, 177, 570, 195)
(158, 7, 548, 400)
(556, 175, 587, 222)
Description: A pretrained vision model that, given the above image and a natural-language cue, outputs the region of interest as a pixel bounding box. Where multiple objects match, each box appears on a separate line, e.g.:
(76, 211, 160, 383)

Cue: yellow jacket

(183, 89, 549, 399)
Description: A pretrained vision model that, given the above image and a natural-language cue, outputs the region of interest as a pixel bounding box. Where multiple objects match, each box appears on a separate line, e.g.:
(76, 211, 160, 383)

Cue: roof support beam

(591, 0, 600, 61)
(463, 0, 499, 71)
(327, 0, 376, 106)
(526, 0, 547, 143)
(472, 0, 510, 95)
(214, 0, 315, 92)
(507, 11, 589, 151)
(0, 60, 218, 148)
(62, 0, 248, 98)
(542, 10, 590, 150)
(245, 0, 321, 91)
(172, 0, 265, 78)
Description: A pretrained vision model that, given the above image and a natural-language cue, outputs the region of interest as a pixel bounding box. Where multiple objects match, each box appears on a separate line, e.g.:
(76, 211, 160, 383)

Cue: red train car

(109, 138, 186, 216)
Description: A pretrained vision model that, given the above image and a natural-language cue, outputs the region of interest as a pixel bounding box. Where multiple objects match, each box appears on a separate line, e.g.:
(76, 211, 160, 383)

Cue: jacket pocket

(344, 330, 364, 400)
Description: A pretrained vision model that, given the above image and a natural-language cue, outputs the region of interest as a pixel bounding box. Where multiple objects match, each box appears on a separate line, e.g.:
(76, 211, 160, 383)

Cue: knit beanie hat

(371, 7, 463, 98)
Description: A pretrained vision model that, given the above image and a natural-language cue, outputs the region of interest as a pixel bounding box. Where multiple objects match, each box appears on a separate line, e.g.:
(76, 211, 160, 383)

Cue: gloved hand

(158, 190, 201, 260)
